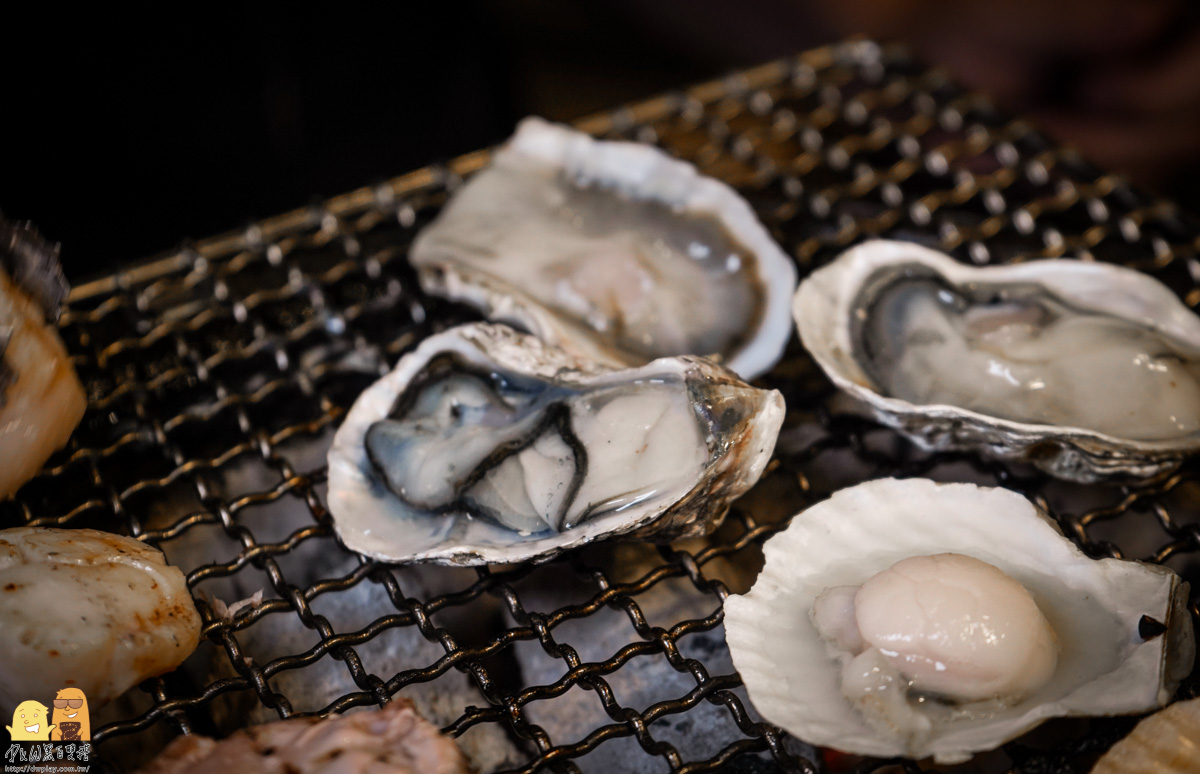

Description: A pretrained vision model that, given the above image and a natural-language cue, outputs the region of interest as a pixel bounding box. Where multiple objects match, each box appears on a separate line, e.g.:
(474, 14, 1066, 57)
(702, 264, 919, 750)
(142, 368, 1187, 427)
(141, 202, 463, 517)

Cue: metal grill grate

(7, 39, 1200, 773)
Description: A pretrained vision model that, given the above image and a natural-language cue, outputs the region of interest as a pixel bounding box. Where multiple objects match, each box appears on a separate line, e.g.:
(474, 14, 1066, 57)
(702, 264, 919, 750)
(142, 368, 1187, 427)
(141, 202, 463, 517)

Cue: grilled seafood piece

(0, 216, 85, 499)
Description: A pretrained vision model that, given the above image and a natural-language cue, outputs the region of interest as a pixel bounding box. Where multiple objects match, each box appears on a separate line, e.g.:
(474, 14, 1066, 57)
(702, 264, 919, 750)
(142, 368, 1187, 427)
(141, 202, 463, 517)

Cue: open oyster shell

(724, 478, 1194, 764)
(327, 323, 783, 565)
(409, 117, 797, 380)
(794, 239, 1200, 482)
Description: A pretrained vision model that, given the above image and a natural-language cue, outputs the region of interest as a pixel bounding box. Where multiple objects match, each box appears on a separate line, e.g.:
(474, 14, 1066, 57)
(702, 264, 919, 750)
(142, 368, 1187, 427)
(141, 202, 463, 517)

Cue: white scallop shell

(327, 323, 784, 565)
(724, 478, 1194, 764)
(793, 239, 1200, 482)
(410, 117, 797, 380)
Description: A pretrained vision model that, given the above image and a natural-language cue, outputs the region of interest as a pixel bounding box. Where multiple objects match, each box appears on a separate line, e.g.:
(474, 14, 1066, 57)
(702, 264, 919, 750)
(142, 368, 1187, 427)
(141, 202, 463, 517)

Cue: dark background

(5, 2, 1197, 282)
(8, 2, 816, 281)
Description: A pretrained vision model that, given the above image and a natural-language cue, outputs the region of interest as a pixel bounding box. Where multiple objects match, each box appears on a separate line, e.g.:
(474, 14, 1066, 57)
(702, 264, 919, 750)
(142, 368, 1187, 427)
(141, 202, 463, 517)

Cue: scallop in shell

(409, 117, 797, 380)
(724, 478, 1194, 764)
(793, 239, 1200, 482)
(326, 323, 784, 565)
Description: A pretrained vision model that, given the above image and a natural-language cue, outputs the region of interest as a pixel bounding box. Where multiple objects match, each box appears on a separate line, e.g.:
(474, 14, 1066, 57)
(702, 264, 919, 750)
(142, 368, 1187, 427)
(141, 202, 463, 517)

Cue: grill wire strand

(7, 39, 1200, 774)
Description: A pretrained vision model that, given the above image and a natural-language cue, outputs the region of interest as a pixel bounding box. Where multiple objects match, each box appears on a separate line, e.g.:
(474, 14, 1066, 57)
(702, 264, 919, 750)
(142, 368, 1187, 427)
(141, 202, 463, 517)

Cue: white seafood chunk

(0, 233, 86, 499)
(811, 553, 1059, 750)
(410, 118, 796, 380)
(0, 527, 202, 710)
(847, 554, 1058, 702)
(724, 478, 1195, 764)
(794, 239, 1200, 481)
(133, 698, 469, 774)
(327, 323, 783, 565)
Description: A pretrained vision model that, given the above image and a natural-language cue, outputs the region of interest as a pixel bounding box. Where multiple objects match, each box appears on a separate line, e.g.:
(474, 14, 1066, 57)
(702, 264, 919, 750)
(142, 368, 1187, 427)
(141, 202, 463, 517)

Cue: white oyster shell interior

(409, 117, 797, 380)
(724, 478, 1194, 764)
(794, 240, 1200, 481)
(327, 323, 784, 565)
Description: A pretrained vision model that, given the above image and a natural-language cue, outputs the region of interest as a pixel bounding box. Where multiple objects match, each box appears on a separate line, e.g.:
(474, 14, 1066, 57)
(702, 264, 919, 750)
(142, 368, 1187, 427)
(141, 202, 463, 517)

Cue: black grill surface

(7, 40, 1200, 774)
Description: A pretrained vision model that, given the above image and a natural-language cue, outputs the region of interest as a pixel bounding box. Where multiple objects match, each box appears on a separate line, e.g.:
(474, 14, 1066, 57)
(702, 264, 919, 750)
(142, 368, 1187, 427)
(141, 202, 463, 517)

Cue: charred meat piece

(135, 699, 470, 774)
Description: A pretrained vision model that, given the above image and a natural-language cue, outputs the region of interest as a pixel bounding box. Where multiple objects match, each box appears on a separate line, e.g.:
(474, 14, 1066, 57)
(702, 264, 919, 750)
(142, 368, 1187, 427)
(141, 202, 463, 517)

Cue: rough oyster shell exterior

(724, 478, 1195, 764)
(793, 239, 1200, 482)
(327, 323, 784, 565)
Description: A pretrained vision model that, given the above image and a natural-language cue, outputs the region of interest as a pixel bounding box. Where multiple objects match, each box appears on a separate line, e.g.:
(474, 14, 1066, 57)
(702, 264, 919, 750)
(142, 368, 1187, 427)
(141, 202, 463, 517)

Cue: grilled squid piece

(0, 217, 86, 499)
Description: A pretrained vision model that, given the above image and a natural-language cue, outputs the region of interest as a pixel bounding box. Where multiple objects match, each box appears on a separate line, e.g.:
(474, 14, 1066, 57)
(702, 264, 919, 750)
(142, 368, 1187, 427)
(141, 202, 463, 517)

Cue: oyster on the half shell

(326, 323, 783, 565)
(794, 239, 1200, 481)
(725, 478, 1194, 764)
(409, 117, 797, 380)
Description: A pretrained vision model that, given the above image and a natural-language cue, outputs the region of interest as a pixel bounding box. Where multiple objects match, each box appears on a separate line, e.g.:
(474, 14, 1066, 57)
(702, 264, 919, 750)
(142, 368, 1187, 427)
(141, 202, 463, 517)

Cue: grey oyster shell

(793, 239, 1200, 482)
(409, 117, 797, 380)
(326, 323, 783, 565)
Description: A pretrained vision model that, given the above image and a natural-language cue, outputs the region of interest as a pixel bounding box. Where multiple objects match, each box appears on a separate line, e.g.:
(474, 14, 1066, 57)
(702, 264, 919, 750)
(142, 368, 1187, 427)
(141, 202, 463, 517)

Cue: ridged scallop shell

(1091, 697, 1200, 774)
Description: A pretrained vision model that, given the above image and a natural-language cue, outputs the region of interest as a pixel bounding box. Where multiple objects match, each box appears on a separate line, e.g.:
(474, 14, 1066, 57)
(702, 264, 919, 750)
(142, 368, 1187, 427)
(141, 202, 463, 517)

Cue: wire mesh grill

(7, 39, 1200, 773)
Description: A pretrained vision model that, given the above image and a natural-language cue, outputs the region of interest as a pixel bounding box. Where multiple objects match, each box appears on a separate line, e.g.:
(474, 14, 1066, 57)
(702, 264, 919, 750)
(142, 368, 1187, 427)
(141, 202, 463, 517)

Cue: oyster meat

(794, 239, 1200, 481)
(724, 478, 1194, 764)
(409, 117, 797, 380)
(326, 323, 783, 565)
